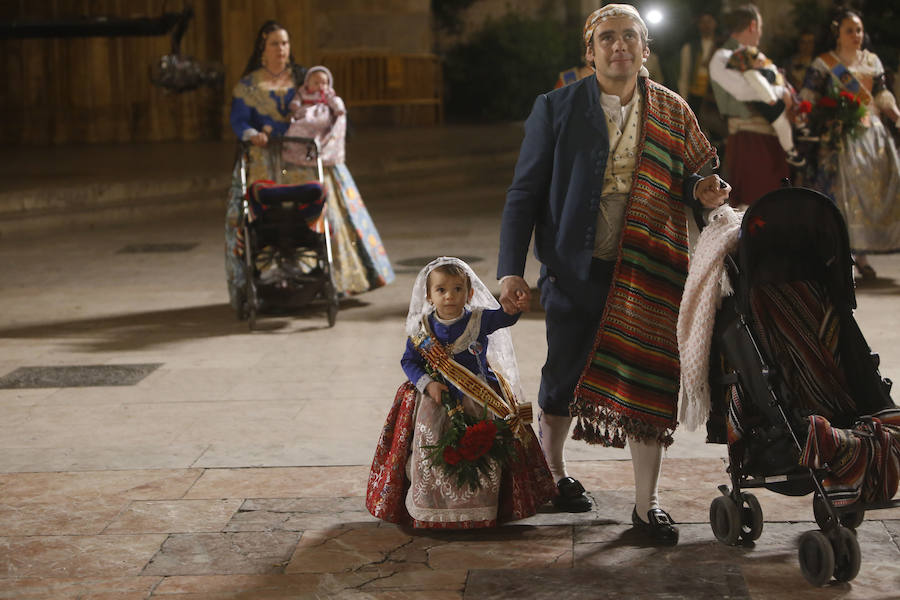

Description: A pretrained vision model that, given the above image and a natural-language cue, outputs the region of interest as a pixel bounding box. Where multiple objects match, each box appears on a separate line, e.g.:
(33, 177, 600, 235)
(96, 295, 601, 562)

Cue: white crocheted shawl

(677, 205, 743, 430)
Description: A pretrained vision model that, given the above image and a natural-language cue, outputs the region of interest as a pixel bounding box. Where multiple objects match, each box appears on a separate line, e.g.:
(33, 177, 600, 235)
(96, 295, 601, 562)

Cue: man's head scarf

(583, 4, 649, 47)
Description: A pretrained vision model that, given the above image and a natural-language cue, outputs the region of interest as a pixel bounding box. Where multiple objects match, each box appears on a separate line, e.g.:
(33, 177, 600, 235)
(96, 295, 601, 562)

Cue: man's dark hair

(725, 4, 761, 34)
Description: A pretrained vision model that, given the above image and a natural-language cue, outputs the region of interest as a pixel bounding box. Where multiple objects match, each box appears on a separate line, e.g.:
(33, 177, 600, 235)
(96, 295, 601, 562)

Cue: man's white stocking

(629, 436, 663, 519)
(538, 409, 572, 483)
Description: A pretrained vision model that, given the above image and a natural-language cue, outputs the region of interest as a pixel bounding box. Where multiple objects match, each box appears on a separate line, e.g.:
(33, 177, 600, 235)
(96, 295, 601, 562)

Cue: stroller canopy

(736, 186, 856, 313)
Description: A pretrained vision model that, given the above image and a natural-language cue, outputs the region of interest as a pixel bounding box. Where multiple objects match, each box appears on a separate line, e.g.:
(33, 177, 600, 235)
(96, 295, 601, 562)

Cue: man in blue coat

(498, 4, 730, 544)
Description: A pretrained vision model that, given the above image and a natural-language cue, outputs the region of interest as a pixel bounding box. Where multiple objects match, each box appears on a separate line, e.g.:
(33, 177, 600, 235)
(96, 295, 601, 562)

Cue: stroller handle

(241, 135, 320, 161)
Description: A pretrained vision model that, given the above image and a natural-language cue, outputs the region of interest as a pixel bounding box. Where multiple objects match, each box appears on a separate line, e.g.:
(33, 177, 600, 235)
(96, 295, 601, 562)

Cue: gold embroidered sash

(411, 317, 532, 442)
(820, 52, 874, 106)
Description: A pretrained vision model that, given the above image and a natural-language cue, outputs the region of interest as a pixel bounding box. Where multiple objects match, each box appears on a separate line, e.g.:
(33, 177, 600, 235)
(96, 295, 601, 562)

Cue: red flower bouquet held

(808, 83, 868, 151)
(422, 387, 517, 491)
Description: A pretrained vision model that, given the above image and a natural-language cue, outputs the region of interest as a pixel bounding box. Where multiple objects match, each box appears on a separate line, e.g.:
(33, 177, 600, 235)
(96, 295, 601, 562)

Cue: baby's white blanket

(678, 204, 742, 430)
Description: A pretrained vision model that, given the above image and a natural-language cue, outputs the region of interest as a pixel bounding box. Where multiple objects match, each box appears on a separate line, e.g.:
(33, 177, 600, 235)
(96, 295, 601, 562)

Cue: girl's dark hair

(827, 7, 868, 51)
(426, 264, 471, 294)
(241, 20, 306, 83)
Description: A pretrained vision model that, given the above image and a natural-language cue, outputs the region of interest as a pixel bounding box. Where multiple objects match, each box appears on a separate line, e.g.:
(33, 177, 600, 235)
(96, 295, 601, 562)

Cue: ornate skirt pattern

(366, 382, 556, 529)
(825, 117, 900, 254)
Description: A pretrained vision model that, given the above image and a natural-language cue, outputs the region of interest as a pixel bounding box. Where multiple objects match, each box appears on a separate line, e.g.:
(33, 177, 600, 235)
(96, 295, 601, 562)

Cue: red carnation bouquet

(808, 83, 867, 151)
(423, 385, 517, 491)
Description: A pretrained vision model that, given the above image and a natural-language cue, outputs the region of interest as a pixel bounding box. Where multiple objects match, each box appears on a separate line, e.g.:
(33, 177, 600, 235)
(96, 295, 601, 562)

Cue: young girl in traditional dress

(366, 257, 556, 528)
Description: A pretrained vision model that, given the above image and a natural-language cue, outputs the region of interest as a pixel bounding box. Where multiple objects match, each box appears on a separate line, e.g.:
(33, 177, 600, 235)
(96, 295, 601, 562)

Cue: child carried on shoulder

(727, 46, 807, 167)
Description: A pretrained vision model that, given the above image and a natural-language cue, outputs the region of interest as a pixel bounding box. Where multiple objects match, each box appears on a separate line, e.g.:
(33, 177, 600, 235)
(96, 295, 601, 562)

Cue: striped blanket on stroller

(741, 280, 900, 505)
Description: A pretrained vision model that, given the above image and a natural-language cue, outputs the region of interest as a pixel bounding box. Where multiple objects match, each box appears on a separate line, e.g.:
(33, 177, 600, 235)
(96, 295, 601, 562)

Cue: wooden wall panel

(0, 0, 440, 144)
(0, 0, 227, 144)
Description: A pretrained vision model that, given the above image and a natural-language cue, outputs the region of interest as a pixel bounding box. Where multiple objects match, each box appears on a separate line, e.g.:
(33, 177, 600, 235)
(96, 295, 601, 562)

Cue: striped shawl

(572, 79, 716, 448)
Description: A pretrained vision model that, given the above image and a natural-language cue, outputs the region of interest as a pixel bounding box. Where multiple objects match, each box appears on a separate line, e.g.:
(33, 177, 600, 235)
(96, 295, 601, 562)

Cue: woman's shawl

(229, 70, 297, 139)
(572, 78, 717, 447)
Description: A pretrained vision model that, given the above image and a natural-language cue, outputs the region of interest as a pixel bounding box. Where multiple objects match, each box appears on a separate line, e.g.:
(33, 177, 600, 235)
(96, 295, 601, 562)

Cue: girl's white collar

(433, 310, 466, 326)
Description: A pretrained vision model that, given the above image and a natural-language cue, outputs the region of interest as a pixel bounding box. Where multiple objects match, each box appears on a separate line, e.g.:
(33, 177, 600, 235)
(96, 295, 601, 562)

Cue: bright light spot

(646, 9, 663, 25)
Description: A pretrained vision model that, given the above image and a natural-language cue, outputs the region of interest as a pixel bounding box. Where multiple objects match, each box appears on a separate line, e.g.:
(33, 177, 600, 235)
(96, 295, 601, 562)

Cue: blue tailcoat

(497, 76, 704, 293)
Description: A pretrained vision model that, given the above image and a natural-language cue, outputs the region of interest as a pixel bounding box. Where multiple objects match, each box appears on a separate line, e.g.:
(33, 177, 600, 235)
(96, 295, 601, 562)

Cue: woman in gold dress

(800, 9, 900, 279)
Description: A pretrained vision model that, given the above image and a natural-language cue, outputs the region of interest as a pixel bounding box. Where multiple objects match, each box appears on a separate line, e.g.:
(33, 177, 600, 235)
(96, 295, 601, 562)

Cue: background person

(225, 22, 393, 317)
(678, 11, 720, 115)
(724, 46, 806, 166)
(225, 20, 303, 315)
(800, 8, 900, 280)
(787, 31, 817, 90)
(709, 4, 792, 207)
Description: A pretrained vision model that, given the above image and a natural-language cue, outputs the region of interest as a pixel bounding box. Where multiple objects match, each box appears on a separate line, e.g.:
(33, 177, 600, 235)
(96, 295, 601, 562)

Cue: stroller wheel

(248, 300, 257, 331)
(813, 494, 831, 530)
(812, 493, 849, 531)
(840, 509, 865, 530)
(739, 492, 764, 542)
(709, 495, 742, 545)
(798, 530, 835, 586)
(830, 526, 861, 583)
(325, 271, 338, 328)
(327, 299, 338, 327)
(245, 276, 258, 331)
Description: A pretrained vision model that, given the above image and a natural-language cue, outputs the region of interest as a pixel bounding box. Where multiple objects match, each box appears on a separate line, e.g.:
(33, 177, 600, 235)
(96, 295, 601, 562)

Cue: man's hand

(695, 174, 731, 209)
(499, 275, 531, 314)
(425, 381, 448, 404)
(250, 131, 269, 147)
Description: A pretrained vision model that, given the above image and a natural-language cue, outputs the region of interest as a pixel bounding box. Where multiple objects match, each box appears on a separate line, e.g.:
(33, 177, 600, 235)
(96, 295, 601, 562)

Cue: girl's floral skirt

(366, 382, 557, 529)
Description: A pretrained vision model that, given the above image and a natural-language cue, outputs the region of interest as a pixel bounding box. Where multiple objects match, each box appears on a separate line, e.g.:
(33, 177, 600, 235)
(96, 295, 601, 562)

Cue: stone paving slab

(0, 497, 130, 536)
(0, 480, 898, 597)
(142, 531, 302, 576)
(224, 497, 379, 532)
(182, 466, 369, 500)
(1, 534, 168, 579)
(0, 469, 202, 503)
(465, 564, 751, 599)
(0, 577, 161, 600)
(104, 499, 244, 535)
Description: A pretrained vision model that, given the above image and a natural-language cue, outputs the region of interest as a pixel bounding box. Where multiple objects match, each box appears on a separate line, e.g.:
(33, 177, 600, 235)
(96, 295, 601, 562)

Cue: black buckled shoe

(551, 477, 593, 512)
(631, 507, 679, 546)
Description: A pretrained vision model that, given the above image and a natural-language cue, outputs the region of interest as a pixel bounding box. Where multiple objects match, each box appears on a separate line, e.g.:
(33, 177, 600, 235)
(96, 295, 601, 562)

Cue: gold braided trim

(446, 403, 464, 417)
(819, 52, 874, 106)
(412, 325, 531, 442)
(495, 370, 532, 445)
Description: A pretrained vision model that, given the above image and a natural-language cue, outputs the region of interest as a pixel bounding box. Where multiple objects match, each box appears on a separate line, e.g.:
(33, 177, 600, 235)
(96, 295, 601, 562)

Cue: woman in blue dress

(225, 21, 394, 316)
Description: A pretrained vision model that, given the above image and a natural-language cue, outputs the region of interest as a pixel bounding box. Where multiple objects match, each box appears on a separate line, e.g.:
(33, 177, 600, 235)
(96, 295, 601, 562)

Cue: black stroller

(239, 136, 339, 330)
(701, 186, 898, 585)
